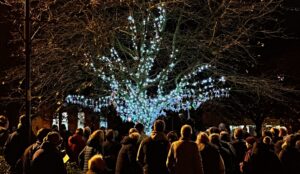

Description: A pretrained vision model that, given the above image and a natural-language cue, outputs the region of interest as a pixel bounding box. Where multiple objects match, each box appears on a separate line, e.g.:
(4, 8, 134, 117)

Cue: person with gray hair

(166, 124, 204, 174)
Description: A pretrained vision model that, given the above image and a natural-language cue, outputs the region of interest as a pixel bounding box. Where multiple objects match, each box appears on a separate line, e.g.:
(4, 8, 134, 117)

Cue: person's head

(88, 129, 105, 146)
(252, 141, 267, 154)
(180, 124, 193, 139)
(129, 132, 140, 141)
(60, 124, 67, 131)
(75, 128, 83, 136)
(196, 132, 209, 145)
(17, 115, 26, 129)
(52, 125, 58, 132)
(44, 131, 62, 147)
(135, 123, 144, 133)
(153, 119, 165, 132)
(36, 128, 51, 142)
(270, 127, 279, 138)
(88, 154, 106, 173)
(220, 131, 230, 142)
(84, 126, 91, 137)
(19, 114, 26, 125)
(287, 133, 300, 148)
(105, 129, 114, 141)
(218, 123, 227, 132)
(279, 127, 287, 137)
(129, 128, 138, 135)
(234, 128, 244, 140)
(263, 136, 272, 145)
(262, 129, 273, 138)
(245, 136, 256, 149)
(167, 131, 178, 143)
(208, 126, 220, 135)
(0, 115, 9, 128)
(209, 133, 221, 146)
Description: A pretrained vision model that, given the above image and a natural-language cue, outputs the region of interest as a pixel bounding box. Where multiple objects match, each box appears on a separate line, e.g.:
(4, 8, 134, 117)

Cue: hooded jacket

(4, 125, 29, 167)
(137, 131, 170, 174)
(31, 141, 67, 174)
(167, 138, 204, 174)
(115, 136, 142, 174)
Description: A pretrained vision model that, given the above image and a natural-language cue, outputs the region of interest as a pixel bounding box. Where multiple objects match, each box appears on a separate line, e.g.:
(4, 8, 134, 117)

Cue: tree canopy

(1, 0, 298, 121)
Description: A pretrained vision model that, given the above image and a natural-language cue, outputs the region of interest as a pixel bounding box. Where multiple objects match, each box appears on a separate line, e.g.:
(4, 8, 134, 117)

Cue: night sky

(0, 0, 299, 113)
(260, 0, 300, 87)
(1, 0, 299, 83)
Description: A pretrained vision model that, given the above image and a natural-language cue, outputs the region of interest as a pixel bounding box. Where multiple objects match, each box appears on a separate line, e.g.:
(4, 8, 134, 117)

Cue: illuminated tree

(66, 3, 229, 130)
(1, 0, 296, 127)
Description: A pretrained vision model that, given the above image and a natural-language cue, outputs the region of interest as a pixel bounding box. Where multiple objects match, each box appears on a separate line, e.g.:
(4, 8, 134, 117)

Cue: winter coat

(60, 130, 71, 150)
(0, 127, 9, 149)
(31, 141, 67, 174)
(166, 138, 204, 174)
(231, 139, 247, 163)
(68, 133, 85, 162)
(279, 146, 300, 174)
(115, 136, 142, 174)
(232, 139, 247, 174)
(102, 140, 121, 172)
(199, 143, 225, 174)
(79, 137, 103, 173)
(4, 126, 29, 169)
(21, 142, 42, 174)
(137, 131, 170, 174)
(244, 142, 283, 174)
(215, 143, 236, 174)
(137, 133, 148, 145)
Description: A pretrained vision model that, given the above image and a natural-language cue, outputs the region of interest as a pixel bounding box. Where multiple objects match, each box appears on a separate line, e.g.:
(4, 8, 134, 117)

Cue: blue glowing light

(66, 3, 230, 131)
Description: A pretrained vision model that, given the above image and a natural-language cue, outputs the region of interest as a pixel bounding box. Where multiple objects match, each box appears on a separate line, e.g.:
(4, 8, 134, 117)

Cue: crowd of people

(1, 114, 300, 174)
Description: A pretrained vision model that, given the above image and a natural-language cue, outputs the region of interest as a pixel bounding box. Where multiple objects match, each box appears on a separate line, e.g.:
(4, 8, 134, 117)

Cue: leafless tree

(1, 0, 298, 119)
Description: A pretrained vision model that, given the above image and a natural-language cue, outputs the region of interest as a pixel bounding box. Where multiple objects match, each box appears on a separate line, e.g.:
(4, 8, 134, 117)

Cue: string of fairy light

(66, 2, 230, 131)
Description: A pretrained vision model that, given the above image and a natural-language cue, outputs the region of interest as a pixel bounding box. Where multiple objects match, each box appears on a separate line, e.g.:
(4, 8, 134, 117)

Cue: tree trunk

(254, 118, 263, 138)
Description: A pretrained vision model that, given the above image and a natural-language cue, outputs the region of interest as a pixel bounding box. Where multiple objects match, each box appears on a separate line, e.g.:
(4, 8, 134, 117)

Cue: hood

(87, 138, 101, 149)
(41, 141, 58, 151)
(121, 136, 138, 145)
(150, 131, 168, 141)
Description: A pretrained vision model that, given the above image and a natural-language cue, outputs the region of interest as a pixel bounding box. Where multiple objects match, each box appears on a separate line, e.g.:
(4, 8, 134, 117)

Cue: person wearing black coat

(231, 128, 247, 174)
(196, 132, 225, 174)
(102, 129, 121, 174)
(243, 141, 283, 174)
(136, 120, 170, 174)
(210, 133, 236, 174)
(31, 131, 67, 174)
(115, 131, 142, 174)
(21, 128, 51, 174)
(279, 134, 300, 174)
(4, 115, 30, 173)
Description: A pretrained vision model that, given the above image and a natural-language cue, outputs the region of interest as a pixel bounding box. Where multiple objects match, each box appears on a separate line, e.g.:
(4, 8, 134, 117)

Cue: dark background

(0, 0, 299, 126)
